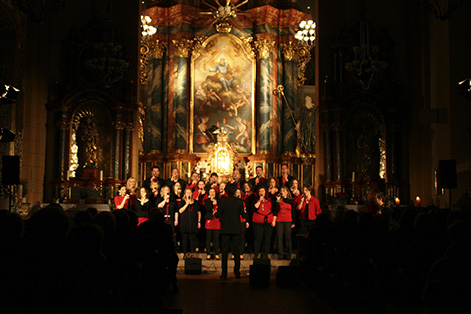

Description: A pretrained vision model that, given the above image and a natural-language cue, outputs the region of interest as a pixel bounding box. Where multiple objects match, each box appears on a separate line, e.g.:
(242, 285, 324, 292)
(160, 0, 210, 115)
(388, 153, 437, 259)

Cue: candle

(352, 172, 355, 183)
(395, 197, 400, 206)
(99, 170, 103, 181)
(416, 196, 421, 207)
(66, 170, 70, 181)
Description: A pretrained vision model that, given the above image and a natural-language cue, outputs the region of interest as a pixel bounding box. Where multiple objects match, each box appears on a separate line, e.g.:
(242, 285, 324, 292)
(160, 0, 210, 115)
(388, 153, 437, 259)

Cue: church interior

(1, 0, 471, 313)
(1, 0, 470, 209)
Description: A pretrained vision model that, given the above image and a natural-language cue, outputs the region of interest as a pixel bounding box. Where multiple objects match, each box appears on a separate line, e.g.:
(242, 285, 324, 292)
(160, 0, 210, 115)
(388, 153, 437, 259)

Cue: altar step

(176, 253, 297, 274)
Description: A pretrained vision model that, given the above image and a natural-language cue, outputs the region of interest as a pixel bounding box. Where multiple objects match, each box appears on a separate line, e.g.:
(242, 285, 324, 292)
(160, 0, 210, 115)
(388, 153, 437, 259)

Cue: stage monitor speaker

(184, 257, 202, 275)
(249, 264, 270, 288)
(439, 159, 457, 189)
(2, 155, 20, 185)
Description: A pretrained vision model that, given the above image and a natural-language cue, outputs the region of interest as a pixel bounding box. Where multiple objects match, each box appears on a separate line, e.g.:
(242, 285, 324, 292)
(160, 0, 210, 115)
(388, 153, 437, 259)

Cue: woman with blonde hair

(176, 188, 201, 256)
(126, 177, 139, 210)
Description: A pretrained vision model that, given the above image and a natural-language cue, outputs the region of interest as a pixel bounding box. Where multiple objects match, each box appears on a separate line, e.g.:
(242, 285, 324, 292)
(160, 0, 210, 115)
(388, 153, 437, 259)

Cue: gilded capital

(172, 38, 193, 58)
(280, 41, 298, 61)
(114, 121, 126, 130)
(191, 36, 208, 59)
(254, 39, 275, 59)
(152, 40, 168, 59)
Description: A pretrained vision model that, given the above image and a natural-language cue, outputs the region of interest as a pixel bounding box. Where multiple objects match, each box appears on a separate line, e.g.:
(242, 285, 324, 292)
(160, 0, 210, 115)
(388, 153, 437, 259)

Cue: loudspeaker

(2, 155, 20, 185)
(276, 266, 301, 287)
(250, 262, 270, 288)
(184, 258, 202, 275)
(439, 160, 457, 189)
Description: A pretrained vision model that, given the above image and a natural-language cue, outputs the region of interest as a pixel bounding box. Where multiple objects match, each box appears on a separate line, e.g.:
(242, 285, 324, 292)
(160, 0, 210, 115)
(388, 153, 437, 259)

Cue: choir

(114, 166, 321, 259)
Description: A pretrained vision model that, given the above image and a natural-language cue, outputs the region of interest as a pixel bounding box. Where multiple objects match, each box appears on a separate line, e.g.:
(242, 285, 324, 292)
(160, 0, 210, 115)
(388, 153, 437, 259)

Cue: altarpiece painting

(191, 33, 255, 155)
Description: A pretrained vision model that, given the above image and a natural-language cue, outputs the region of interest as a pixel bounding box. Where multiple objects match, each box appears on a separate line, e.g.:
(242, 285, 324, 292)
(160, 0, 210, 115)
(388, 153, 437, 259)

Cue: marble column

(145, 40, 167, 153)
(255, 38, 275, 152)
(171, 38, 192, 151)
(280, 41, 297, 154)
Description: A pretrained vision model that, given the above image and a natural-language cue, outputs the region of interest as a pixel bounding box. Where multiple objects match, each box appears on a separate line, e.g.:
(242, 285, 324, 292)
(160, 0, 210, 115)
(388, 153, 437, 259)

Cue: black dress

(179, 201, 200, 234)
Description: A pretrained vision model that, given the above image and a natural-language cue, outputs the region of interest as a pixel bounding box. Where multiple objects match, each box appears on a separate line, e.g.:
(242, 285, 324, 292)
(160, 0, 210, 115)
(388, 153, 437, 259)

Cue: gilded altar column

(113, 121, 125, 180)
(255, 38, 276, 152)
(171, 38, 192, 151)
(142, 40, 167, 153)
(123, 123, 133, 179)
(280, 41, 297, 154)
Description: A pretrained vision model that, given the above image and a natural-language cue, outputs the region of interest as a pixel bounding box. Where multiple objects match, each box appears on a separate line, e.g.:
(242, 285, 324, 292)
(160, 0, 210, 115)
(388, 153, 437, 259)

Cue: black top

(164, 178, 187, 191)
(277, 175, 295, 188)
(248, 176, 268, 189)
(226, 178, 246, 192)
(143, 176, 165, 190)
(215, 196, 247, 234)
(135, 199, 152, 218)
(178, 201, 200, 233)
(204, 198, 219, 220)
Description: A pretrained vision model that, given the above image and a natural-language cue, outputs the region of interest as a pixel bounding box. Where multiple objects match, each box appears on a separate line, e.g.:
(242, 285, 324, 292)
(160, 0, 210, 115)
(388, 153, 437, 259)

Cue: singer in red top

(114, 185, 130, 210)
(297, 185, 322, 235)
(204, 188, 221, 260)
(252, 186, 278, 258)
(275, 186, 296, 260)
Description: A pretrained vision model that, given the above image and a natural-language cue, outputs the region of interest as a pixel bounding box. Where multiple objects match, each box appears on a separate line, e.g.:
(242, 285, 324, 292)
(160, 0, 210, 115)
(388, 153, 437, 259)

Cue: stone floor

(163, 253, 337, 314)
(163, 272, 337, 314)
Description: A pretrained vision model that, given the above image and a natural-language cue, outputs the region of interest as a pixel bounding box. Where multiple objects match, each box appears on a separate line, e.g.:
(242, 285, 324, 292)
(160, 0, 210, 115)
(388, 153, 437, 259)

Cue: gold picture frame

(190, 33, 256, 155)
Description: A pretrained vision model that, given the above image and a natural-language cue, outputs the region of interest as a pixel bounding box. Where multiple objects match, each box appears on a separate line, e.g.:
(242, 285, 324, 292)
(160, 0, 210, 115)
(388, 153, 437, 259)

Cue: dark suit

(215, 196, 247, 278)
(226, 178, 246, 192)
(277, 175, 295, 188)
(248, 176, 268, 190)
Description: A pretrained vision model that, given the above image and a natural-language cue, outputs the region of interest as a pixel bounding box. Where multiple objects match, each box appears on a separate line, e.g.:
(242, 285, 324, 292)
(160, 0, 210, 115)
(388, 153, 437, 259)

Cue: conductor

(215, 183, 247, 279)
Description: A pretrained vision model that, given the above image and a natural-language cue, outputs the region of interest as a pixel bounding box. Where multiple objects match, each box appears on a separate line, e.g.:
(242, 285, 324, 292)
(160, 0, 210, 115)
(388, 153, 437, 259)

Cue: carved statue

(79, 117, 101, 168)
(296, 95, 316, 154)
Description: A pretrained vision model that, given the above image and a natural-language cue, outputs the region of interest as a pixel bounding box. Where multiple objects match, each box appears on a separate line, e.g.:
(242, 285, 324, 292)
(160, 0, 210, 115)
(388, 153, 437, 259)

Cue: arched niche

(69, 99, 113, 178)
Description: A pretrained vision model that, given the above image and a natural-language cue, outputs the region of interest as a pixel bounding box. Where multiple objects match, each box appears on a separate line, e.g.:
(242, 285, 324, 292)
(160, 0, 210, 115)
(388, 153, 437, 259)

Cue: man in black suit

(277, 163, 295, 188)
(249, 165, 267, 190)
(143, 165, 164, 190)
(215, 183, 247, 279)
(164, 168, 187, 190)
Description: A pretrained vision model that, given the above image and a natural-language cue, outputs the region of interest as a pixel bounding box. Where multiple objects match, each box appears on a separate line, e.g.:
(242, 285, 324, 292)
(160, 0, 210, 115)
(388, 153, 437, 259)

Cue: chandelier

(85, 42, 129, 87)
(141, 15, 156, 39)
(344, 21, 388, 90)
(295, 19, 316, 50)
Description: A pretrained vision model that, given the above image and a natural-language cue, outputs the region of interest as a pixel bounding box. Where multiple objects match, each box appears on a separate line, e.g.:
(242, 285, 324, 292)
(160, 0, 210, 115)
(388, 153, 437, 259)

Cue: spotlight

(0, 128, 15, 142)
(0, 84, 20, 105)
